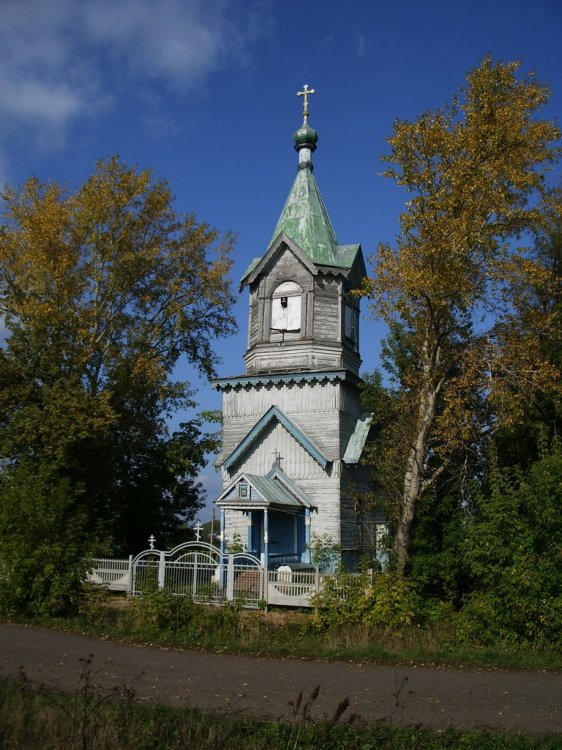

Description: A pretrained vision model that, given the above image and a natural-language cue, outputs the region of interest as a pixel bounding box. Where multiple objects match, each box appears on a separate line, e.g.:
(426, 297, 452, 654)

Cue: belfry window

(271, 281, 301, 332)
(344, 300, 358, 344)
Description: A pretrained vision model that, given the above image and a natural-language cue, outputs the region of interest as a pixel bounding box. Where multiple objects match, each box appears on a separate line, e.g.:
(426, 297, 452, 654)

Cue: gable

(220, 405, 329, 472)
(216, 469, 313, 509)
(240, 233, 317, 289)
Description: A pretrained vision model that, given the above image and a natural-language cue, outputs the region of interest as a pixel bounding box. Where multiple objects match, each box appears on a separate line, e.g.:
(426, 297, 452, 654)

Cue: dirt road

(0, 623, 559, 735)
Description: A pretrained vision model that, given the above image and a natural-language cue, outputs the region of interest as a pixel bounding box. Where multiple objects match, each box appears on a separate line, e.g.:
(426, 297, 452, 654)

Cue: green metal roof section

(342, 414, 373, 464)
(241, 256, 260, 281)
(334, 244, 361, 268)
(216, 471, 313, 509)
(265, 465, 314, 508)
(221, 405, 329, 471)
(270, 167, 338, 266)
(245, 474, 302, 507)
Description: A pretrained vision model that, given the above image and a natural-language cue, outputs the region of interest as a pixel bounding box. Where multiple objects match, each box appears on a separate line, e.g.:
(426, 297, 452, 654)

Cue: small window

(238, 483, 249, 498)
(271, 281, 302, 332)
(344, 302, 358, 343)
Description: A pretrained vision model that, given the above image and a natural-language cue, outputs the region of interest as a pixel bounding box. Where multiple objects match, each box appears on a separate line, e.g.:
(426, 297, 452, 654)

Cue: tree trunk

(393, 378, 439, 575)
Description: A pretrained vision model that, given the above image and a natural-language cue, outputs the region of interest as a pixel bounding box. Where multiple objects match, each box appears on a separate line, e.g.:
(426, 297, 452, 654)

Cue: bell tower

(241, 86, 364, 376)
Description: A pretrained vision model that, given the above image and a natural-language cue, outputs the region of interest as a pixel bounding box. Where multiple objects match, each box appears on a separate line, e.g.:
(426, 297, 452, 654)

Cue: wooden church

(213, 86, 379, 570)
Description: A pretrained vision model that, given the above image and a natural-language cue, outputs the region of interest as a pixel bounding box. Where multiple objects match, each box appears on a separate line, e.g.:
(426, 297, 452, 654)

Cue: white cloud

(3, 79, 84, 125)
(0, 0, 266, 165)
(357, 34, 367, 59)
(0, 1, 95, 140)
(0, 150, 11, 190)
(82, 0, 249, 88)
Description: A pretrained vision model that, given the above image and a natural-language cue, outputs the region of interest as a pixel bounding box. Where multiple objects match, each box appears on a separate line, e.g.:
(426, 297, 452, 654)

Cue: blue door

(250, 512, 264, 557)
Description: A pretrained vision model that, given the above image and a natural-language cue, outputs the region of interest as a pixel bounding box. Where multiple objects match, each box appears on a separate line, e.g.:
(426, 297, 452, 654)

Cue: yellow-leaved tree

(362, 57, 561, 574)
(0, 158, 236, 615)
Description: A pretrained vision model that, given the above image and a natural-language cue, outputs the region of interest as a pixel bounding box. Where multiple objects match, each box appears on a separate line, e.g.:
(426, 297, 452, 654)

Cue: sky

(2, 0, 562, 523)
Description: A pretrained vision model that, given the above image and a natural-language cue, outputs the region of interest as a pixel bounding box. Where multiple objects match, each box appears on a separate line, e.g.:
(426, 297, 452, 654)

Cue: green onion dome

(293, 123, 318, 149)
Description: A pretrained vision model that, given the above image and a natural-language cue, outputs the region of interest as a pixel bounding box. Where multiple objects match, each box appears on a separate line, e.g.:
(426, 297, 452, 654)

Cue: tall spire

(294, 83, 318, 171)
(240, 83, 363, 286)
(268, 84, 339, 264)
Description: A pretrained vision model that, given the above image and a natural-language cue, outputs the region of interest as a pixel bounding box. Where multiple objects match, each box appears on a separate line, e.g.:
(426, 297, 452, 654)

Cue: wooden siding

(223, 380, 342, 418)
(260, 246, 315, 297)
(248, 293, 259, 346)
(224, 512, 250, 547)
(244, 247, 361, 376)
(221, 380, 348, 462)
(313, 276, 339, 342)
(227, 421, 331, 480)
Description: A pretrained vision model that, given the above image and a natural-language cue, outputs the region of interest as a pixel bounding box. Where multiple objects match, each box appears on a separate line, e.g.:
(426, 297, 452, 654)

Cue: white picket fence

(87, 545, 324, 608)
(86, 556, 133, 592)
(267, 568, 323, 607)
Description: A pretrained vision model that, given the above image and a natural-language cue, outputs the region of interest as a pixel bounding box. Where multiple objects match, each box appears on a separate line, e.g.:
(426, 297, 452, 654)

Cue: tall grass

(1, 671, 558, 750)
(53, 588, 562, 671)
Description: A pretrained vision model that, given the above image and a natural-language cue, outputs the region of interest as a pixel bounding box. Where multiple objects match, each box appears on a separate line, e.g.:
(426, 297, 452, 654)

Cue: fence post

(192, 552, 198, 598)
(127, 555, 133, 594)
(158, 550, 166, 589)
(226, 554, 234, 601)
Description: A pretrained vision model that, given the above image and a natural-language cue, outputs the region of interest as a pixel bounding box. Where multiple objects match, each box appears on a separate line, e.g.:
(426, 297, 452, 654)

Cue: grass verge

(1, 673, 559, 750)
(24, 589, 562, 672)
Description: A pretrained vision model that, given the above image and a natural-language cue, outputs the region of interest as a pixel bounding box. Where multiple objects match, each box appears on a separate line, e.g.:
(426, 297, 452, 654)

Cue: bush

(311, 571, 422, 631)
(127, 589, 200, 632)
(0, 462, 107, 618)
(460, 453, 562, 647)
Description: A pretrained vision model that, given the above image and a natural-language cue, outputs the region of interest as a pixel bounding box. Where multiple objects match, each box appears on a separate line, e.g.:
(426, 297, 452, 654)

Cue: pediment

(220, 405, 329, 471)
(240, 233, 318, 290)
(216, 467, 313, 509)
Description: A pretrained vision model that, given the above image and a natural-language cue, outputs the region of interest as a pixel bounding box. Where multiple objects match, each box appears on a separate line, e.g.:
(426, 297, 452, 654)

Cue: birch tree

(363, 57, 560, 574)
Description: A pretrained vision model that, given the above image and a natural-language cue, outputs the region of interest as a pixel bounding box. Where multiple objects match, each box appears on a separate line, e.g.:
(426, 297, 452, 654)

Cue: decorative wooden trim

(213, 368, 359, 391)
(221, 405, 329, 471)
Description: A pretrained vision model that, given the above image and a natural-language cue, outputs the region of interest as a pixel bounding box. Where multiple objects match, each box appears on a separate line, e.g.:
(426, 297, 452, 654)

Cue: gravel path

(0, 623, 560, 735)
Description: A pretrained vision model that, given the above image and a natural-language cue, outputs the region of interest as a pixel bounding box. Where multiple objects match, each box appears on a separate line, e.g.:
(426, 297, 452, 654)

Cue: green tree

(362, 57, 561, 574)
(0, 158, 236, 613)
(461, 451, 562, 646)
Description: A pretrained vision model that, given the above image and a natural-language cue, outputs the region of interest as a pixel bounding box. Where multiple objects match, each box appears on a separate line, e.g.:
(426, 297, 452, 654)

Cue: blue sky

(2, 0, 562, 521)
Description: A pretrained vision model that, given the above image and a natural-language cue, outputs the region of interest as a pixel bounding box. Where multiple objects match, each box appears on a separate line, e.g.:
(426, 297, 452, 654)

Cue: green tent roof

(240, 121, 363, 287)
(270, 167, 338, 265)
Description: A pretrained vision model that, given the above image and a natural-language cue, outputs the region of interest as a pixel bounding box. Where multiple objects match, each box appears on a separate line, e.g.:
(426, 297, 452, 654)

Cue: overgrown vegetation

(27, 586, 558, 671)
(1, 667, 558, 750)
(356, 56, 562, 651)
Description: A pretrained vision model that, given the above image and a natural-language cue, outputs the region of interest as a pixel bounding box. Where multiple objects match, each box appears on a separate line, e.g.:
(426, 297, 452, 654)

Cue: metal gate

(131, 542, 265, 608)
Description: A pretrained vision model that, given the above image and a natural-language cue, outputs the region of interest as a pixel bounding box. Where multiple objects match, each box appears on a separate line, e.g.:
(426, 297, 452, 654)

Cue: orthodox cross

(297, 83, 316, 119)
(272, 450, 284, 467)
(148, 534, 156, 550)
(194, 520, 202, 542)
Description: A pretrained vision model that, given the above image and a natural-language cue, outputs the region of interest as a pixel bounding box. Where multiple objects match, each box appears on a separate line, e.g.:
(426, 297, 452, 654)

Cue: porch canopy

(215, 467, 314, 566)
